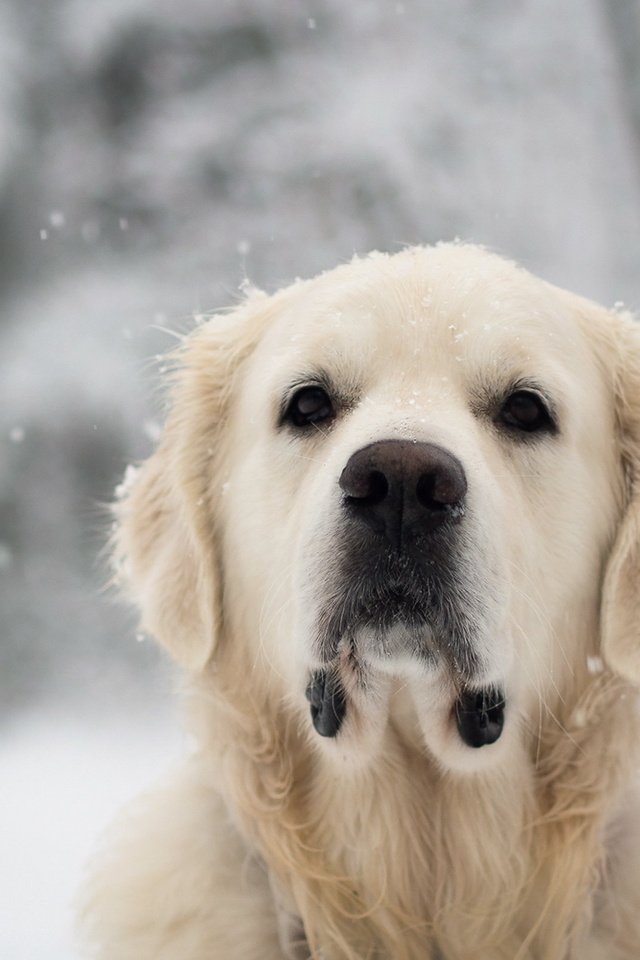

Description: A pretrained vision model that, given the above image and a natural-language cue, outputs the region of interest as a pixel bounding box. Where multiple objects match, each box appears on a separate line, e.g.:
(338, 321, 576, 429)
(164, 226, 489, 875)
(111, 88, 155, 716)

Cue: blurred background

(1, 1, 639, 956)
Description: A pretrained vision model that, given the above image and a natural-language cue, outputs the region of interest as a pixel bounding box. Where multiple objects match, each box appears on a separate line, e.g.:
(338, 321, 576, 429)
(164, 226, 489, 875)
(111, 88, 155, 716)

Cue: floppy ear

(599, 310, 640, 684)
(112, 293, 272, 671)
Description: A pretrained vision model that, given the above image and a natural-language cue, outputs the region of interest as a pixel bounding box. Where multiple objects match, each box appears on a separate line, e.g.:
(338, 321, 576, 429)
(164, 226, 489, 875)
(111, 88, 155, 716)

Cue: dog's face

(221, 245, 628, 769)
(118, 245, 640, 774)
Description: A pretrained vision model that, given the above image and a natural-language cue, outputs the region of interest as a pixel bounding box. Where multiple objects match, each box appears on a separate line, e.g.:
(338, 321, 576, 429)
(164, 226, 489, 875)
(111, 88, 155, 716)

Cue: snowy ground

(2, 701, 182, 960)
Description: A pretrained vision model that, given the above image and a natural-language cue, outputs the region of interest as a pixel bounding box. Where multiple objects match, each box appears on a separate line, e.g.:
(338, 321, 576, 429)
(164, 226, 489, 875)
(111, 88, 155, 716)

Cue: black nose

(339, 440, 467, 550)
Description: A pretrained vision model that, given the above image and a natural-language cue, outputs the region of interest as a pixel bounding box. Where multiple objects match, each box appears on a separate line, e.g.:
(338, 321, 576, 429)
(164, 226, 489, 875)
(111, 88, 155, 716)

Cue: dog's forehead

(256, 246, 588, 390)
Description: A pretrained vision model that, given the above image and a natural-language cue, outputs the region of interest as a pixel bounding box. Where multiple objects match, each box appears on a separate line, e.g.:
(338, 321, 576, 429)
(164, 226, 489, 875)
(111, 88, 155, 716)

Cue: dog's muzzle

(304, 439, 506, 749)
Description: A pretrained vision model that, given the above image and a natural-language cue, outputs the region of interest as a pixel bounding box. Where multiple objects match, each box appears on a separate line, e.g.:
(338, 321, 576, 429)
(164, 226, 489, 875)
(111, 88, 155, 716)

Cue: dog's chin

(303, 619, 510, 774)
(358, 621, 439, 674)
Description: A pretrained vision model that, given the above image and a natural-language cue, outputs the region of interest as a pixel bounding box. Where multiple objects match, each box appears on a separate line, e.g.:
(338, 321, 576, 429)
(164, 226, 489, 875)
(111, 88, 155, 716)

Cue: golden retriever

(79, 244, 640, 959)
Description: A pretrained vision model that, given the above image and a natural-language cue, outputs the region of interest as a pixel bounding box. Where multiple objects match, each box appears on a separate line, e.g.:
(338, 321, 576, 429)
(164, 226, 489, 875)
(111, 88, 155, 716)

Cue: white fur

(79, 245, 640, 959)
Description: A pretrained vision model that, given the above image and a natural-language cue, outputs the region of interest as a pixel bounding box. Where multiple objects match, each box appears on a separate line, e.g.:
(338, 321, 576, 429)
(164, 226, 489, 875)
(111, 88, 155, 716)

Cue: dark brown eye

(498, 390, 555, 435)
(285, 386, 335, 428)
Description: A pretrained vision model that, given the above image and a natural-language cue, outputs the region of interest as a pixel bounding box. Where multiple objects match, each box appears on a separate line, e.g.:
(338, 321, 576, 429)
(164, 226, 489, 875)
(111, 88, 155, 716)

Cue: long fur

(79, 245, 640, 960)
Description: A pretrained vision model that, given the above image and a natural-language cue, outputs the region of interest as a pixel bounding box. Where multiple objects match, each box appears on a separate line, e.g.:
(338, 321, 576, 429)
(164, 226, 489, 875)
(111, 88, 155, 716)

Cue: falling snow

(114, 464, 139, 500)
(586, 655, 604, 675)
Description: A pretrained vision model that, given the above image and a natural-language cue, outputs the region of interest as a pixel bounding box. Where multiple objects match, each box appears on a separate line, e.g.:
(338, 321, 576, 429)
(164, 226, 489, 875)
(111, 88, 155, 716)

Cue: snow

(142, 419, 161, 442)
(114, 463, 140, 500)
(0, 707, 182, 960)
(587, 655, 605, 675)
(572, 707, 588, 729)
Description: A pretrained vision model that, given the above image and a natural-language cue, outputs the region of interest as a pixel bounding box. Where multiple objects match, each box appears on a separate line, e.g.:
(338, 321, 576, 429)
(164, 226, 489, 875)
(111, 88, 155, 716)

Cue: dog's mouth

(305, 549, 506, 751)
(315, 582, 482, 676)
(304, 666, 506, 749)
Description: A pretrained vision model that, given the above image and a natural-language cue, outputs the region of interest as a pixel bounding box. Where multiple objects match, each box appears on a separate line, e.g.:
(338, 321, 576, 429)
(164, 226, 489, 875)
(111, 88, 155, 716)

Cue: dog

(79, 244, 640, 959)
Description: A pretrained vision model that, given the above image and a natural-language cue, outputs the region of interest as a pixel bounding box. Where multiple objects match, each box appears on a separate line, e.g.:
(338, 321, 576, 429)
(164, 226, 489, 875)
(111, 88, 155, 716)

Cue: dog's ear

(598, 309, 640, 684)
(112, 293, 272, 671)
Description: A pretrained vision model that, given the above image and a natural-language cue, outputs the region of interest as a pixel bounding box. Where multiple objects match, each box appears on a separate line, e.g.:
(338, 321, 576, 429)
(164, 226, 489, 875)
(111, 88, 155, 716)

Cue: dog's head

(114, 245, 640, 772)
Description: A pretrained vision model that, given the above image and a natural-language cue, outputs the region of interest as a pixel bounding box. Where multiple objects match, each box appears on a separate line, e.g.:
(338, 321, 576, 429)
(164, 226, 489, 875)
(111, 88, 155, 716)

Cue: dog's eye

(285, 386, 335, 428)
(498, 390, 555, 434)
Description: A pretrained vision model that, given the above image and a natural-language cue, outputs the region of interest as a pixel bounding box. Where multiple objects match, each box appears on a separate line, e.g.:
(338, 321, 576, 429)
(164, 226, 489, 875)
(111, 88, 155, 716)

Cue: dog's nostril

(366, 470, 388, 505)
(340, 463, 389, 504)
(416, 468, 466, 509)
(416, 473, 442, 510)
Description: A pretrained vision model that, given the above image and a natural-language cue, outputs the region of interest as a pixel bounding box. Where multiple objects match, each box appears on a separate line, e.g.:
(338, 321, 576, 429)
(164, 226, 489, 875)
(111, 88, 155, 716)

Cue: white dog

(80, 244, 640, 959)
